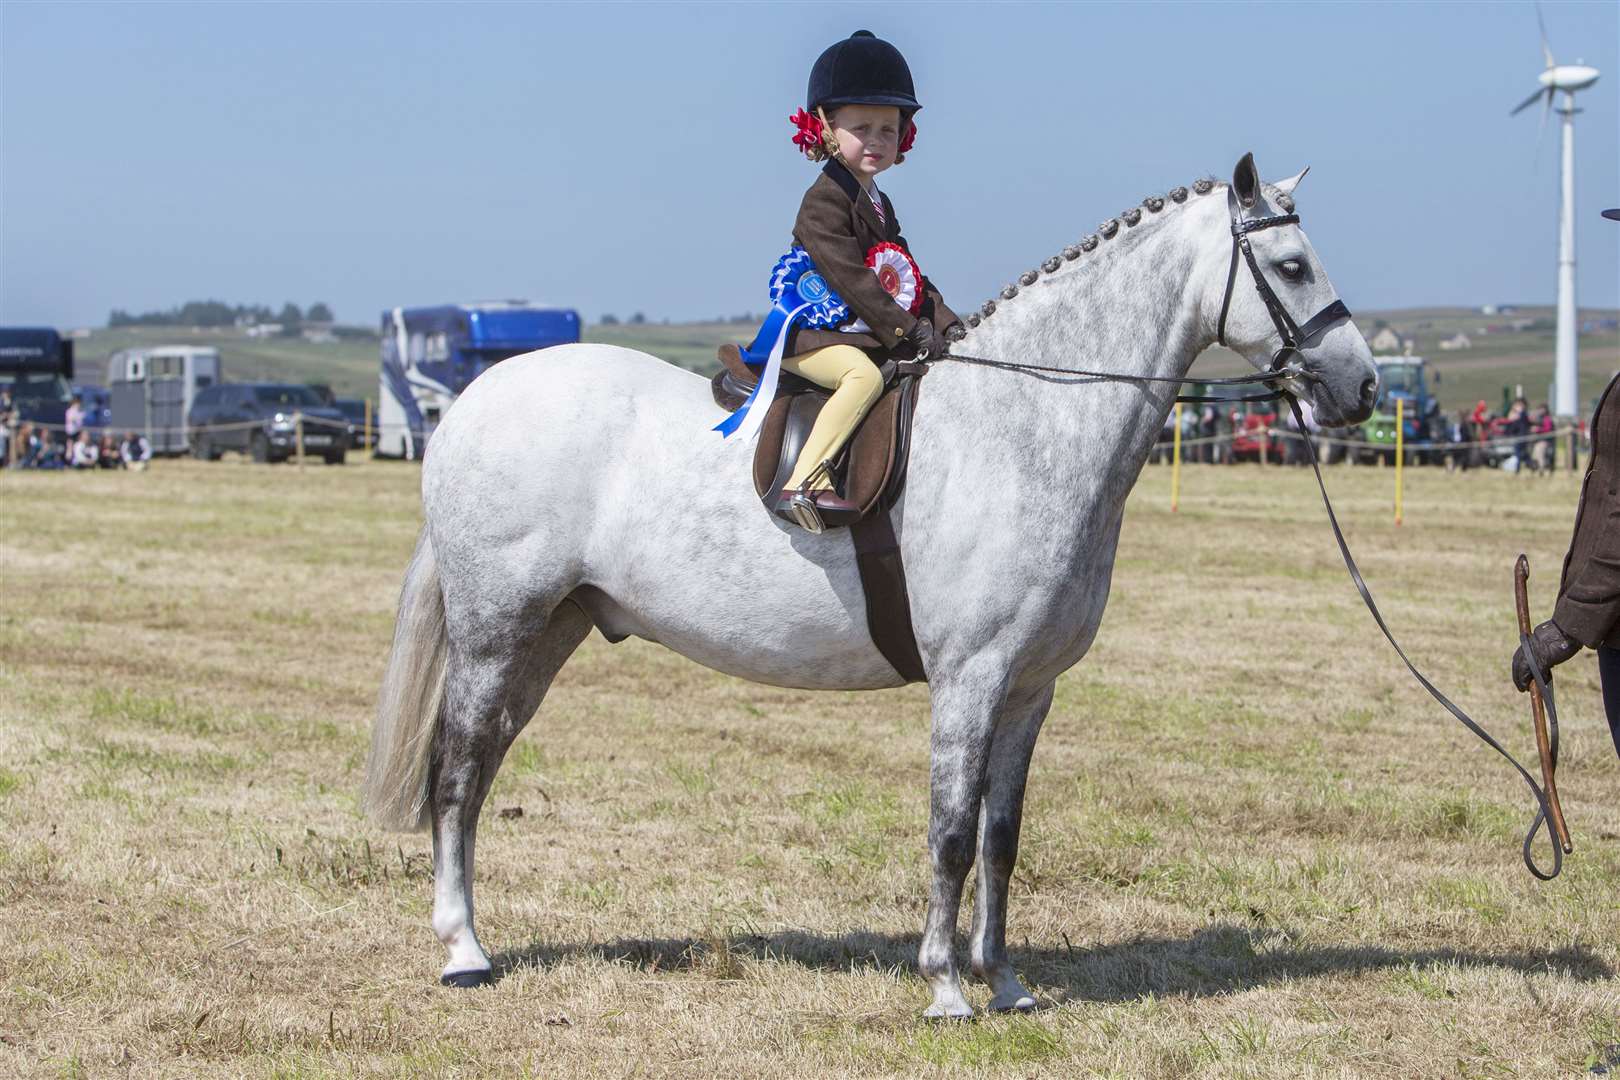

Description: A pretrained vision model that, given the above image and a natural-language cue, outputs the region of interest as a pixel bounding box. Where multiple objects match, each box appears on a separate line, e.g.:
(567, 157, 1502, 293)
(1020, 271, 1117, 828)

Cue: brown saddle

(711, 343, 927, 683)
(710, 344, 922, 523)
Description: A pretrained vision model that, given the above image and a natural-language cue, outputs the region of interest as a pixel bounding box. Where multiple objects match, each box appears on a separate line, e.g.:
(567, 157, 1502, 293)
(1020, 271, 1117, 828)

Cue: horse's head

(1206, 152, 1378, 427)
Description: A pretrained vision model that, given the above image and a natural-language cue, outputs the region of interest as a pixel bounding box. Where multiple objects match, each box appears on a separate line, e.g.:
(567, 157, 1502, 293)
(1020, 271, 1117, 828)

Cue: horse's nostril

(1359, 377, 1378, 405)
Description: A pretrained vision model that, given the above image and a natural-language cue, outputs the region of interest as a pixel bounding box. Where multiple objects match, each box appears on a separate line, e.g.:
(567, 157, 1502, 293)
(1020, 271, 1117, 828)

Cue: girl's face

(828, 104, 901, 184)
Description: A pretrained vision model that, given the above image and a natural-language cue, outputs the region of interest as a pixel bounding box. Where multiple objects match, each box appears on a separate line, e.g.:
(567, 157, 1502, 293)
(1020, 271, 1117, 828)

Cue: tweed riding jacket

(786, 160, 960, 358)
(1554, 372, 1620, 649)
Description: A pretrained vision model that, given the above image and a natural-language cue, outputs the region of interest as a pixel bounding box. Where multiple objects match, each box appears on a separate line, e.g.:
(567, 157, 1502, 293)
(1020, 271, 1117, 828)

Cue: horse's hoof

(989, 994, 1038, 1014)
(440, 968, 493, 989)
(923, 1001, 975, 1022)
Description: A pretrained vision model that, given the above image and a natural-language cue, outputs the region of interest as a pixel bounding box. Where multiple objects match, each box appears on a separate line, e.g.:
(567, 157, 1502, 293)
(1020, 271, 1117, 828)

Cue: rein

(935, 351, 1293, 405)
(928, 189, 1568, 880)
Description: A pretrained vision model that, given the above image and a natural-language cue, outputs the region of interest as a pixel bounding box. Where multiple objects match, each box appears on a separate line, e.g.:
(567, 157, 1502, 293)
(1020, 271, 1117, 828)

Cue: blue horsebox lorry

(0, 327, 75, 427)
(376, 301, 580, 459)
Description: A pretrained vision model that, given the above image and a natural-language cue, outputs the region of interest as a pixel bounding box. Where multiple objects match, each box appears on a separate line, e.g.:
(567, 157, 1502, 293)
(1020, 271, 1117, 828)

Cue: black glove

(904, 316, 948, 360)
(1512, 618, 1581, 692)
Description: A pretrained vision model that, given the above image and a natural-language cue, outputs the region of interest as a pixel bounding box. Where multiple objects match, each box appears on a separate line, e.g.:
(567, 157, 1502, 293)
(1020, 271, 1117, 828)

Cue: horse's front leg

(918, 670, 1006, 1020)
(970, 682, 1052, 1013)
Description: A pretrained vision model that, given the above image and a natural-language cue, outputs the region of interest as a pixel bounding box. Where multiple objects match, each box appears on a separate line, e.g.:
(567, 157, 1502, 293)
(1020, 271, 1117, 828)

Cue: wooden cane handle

(1515, 555, 1572, 853)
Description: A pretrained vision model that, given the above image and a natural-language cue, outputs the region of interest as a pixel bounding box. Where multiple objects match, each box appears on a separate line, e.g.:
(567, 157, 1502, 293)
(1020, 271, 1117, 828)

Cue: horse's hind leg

(970, 682, 1052, 1013)
(431, 599, 592, 986)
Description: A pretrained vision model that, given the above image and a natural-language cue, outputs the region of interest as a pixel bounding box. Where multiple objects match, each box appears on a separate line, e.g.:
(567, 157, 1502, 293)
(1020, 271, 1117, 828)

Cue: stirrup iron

(786, 460, 835, 534)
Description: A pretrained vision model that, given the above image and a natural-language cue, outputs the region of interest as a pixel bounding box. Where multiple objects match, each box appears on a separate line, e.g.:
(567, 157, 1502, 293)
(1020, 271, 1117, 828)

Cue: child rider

(719, 30, 961, 532)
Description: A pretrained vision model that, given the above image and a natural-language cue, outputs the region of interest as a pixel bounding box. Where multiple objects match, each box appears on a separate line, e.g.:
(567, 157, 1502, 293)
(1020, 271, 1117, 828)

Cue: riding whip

(1514, 554, 1573, 854)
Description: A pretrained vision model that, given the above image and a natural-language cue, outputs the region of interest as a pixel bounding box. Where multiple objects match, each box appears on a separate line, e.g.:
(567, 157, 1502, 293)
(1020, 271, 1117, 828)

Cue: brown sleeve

(795, 184, 918, 345)
(1553, 503, 1620, 647)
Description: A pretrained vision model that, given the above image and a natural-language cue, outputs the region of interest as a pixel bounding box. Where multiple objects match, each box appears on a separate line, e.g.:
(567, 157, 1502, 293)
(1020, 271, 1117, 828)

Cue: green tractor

(1357, 357, 1440, 464)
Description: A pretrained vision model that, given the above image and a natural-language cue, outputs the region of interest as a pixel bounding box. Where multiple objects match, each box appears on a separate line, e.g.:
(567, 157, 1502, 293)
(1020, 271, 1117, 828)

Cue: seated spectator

(97, 433, 122, 469)
(69, 430, 99, 469)
(120, 430, 152, 470)
(0, 389, 13, 466)
(13, 422, 36, 468)
(32, 429, 65, 470)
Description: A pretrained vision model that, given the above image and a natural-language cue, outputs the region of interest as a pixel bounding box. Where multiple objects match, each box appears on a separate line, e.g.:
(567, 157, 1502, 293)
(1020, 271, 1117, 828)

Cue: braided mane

(955, 176, 1297, 337)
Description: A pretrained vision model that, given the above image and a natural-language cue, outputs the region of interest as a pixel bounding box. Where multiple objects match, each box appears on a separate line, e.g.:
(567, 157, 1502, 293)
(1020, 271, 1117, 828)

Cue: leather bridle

(1215, 186, 1352, 383)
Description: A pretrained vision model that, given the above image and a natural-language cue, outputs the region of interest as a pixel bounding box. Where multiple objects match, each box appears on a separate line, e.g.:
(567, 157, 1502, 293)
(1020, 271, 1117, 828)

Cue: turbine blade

(1535, 89, 1552, 156)
(1535, 0, 1555, 67)
(1510, 86, 1545, 115)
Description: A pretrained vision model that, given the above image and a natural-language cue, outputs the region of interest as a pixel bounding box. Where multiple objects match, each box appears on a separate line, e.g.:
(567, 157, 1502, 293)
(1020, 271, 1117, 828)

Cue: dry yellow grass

(1, 455, 1616, 1078)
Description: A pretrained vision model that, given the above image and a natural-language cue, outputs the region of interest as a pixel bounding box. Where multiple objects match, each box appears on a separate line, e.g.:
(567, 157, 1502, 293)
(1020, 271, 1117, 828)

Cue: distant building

(1480, 304, 1498, 315)
(1438, 332, 1472, 351)
(301, 327, 337, 344)
(244, 323, 283, 338)
(1368, 326, 1406, 353)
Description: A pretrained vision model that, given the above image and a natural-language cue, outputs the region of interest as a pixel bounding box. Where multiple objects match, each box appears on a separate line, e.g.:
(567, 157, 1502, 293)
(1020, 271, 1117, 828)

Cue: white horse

(364, 153, 1378, 1018)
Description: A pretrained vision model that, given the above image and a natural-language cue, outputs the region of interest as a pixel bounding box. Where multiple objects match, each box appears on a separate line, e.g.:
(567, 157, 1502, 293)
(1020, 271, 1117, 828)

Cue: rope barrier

(1154, 426, 1580, 454)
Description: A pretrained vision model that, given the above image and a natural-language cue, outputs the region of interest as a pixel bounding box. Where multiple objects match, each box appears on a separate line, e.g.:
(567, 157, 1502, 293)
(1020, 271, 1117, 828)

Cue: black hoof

(440, 968, 493, 989)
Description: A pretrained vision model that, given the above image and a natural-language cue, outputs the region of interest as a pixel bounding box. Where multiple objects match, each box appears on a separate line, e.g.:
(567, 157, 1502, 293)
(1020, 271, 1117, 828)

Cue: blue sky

(2, 1, 1615, 329)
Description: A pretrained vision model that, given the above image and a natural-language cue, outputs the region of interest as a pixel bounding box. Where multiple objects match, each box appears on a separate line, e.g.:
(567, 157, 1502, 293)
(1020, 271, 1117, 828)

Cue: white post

(1554, 91, 1579, 419)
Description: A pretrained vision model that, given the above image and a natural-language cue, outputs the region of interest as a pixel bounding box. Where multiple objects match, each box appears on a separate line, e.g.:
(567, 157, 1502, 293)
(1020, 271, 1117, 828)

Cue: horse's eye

(1278, 259, 1305, 281)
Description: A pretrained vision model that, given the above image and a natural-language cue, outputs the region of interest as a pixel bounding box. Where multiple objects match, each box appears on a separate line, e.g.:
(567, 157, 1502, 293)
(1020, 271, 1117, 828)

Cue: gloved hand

(1512, 618, 1581, 691)
(904, 316, 948, 360)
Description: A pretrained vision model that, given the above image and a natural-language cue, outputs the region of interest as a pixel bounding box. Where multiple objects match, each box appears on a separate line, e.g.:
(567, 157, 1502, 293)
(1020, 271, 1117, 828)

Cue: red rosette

(789, 108, 824, 157)
(865, 242, 924, 315)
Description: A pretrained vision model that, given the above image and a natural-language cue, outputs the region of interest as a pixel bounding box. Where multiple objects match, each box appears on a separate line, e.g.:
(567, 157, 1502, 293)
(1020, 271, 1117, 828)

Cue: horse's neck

(924, 202, 1213, 507)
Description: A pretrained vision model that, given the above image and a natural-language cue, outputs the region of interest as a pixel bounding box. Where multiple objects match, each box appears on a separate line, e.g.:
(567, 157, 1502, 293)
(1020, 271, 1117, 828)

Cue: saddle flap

(750, 373, 920, 519)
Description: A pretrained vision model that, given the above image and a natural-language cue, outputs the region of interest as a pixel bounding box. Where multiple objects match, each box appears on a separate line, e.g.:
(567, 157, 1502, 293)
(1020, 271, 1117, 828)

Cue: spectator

(1530, 402, 1556, 472)
(69, 430, 99, 469)
(1501, 398, 1530, 473)
(31, 429, 65, 470)
(1199, 404, 1221, 464)
(64, 396, 86, 441)
(96, 433, 123, 469)
(120, 430, 152, 470)
(0, 390, 12, 466)
(1284, 397, 1317, 465)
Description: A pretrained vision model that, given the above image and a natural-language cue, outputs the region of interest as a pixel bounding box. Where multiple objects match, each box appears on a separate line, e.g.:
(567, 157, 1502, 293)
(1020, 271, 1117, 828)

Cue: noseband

(1215, 186, 1352, 379)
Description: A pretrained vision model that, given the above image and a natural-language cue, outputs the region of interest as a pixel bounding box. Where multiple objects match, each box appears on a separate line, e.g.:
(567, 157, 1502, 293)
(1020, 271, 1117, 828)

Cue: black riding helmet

(807, 30, 921, 114)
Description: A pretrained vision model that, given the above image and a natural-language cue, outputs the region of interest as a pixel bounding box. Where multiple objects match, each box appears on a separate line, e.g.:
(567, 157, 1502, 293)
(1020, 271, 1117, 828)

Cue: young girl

(718, 30, 960, 532)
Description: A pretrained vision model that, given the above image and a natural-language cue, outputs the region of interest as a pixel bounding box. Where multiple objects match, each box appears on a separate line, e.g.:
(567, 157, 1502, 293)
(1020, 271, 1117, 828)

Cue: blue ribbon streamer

(714, 248, 849, 440)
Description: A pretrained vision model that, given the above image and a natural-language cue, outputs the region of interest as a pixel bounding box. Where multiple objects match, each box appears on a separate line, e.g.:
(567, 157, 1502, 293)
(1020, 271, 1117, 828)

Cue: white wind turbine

(1510, 5, 1600, 418)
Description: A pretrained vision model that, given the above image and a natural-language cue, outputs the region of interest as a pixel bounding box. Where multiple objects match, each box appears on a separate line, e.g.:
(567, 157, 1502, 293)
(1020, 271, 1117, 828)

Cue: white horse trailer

(107, 346, 222, 454)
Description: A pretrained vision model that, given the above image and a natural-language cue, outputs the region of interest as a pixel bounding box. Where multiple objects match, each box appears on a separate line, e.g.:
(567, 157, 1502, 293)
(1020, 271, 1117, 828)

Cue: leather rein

(933, 189, 1568, 880)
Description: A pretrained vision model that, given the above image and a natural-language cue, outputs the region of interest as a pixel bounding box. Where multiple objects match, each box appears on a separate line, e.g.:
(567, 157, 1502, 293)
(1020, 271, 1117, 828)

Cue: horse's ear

(1232, 152, 1259, 209)
(1274, 166, 1310, 197)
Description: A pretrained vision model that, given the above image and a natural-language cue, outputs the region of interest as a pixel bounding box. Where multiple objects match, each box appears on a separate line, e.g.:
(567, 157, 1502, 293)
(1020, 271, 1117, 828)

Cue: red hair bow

(789, 108, 824, 157)
(899, 120, 916, 154)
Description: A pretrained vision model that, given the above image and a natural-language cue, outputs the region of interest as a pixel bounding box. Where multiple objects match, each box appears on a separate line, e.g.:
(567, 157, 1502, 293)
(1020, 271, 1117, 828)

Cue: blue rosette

(713, 247, 850, 440)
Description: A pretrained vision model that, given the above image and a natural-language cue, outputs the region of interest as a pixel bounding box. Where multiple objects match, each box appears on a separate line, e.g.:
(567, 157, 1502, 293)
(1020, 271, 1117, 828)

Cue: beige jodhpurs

(780, 344, 884, 490)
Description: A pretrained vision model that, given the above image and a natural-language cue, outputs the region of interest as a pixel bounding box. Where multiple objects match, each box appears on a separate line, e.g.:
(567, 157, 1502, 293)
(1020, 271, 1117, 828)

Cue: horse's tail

(364, 528, 447, 832)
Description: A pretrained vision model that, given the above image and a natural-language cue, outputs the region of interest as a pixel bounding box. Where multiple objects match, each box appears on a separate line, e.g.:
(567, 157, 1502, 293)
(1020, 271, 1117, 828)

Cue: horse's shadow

(491, 923, 1613, 1002)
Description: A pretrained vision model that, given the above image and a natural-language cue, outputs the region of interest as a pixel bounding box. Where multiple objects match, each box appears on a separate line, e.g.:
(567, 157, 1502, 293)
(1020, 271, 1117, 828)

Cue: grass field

(67, 303, 1618, 420)
(2, 456, 1618, 1078)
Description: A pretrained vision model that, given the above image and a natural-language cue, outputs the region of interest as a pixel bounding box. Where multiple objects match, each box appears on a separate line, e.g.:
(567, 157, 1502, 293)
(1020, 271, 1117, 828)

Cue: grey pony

(364, 154, 1379, 1018)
